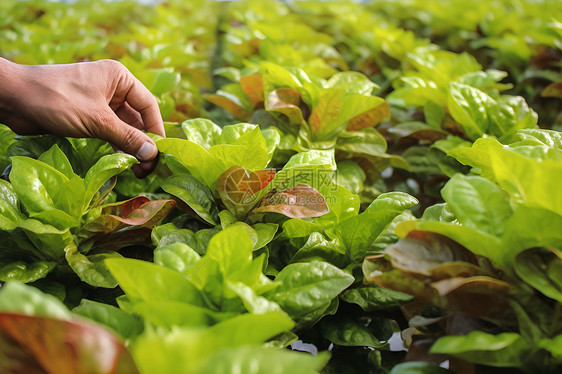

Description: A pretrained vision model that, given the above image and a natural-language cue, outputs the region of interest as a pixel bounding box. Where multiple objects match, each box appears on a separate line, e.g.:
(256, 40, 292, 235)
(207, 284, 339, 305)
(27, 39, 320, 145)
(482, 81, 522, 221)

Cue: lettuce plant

(205, 63, 406, 193)
(0, 145, 174, 287)
(365, 129, 562, 372)
(104, 223, 344, 373)
(157, 119, 333, 224)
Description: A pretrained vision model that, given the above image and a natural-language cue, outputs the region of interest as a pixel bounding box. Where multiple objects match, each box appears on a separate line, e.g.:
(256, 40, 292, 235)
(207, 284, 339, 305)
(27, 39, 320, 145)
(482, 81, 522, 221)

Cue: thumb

(96, 109, 158, 161)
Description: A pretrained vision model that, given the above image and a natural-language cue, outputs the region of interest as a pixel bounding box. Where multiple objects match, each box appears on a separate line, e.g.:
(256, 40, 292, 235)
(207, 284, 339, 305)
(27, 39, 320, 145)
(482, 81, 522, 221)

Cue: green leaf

(336, 128, 388, 157)
(9, 156, 69, 216)
(18, 218, 73, 260)
(335, 160, 366, 194)
(159, 138, 221, 185)
(261, 128, 281, 159)
(341, 283, 413, 312)
(73, 299, 143, 339)
(199, 346, 329, 374)
(389, 362, 455, 374)
(366, 191, 419, 213)
(188, 223, 259, 307)
(252, 223, 279, 250)
(290, 232, 349, 268)
(154, 242, 201, 275)
(502, 207, 562, 261)
(151, 222, 197, 249)
(325, 71, 378, 95)
(308, 89, 343, 137)
(131, 300, 221, 328)
(441, 175, 512, 236)
(181, 118, 222, 149)
(538, 335, 562, 361)
(321, 317, 387, 348)
(335, 192, 417, 262)
(65, 247, 121, 288)
(447, 82, 493, 140)
(265, 261, 354, 318)
(282, 149, 336, 171)
(51, 175, 86, 226)
(84, 153, 138, 206)
(0, 282, 70, 319)
(159, 125, 271, 188)
(429, 331, 526, 367)
(458, 69, 511, 91)
(450, 137, 562, 216)
(162, 174, 218, 225)
(0, 179, 23, 231)
(516, 128, 562, 150)
(488, 95, 538, 140)
(514, 248, 562, 303)
(315, 183, 360, 228)
(209, 124, 271, 172)
(371, 210, 417, 253)
(105, 258, 203, 306)
(133, 312, 297, 374)
(226, 281, 284, 314)
(0, 260, 56, 283)
(212, 311, 296, 347)
(0, 124, 16, 171)
(37, 145, 76, 180)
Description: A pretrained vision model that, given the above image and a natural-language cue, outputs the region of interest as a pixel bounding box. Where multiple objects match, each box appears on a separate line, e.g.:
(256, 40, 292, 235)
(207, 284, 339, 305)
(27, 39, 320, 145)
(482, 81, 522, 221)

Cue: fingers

(121, 74, 166, 138)
(94, 108, 158, 162)
(115, 102, 144, 130)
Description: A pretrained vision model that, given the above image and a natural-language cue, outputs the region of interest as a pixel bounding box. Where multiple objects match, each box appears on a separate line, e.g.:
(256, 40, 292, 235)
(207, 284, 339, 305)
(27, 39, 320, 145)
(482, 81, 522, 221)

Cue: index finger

(123, 75, 166, 138)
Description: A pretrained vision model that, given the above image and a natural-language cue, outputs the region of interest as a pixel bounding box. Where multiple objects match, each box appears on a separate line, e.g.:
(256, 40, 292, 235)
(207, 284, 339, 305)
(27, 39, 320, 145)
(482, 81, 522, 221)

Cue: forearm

(0, 58, 23, 116)
(0, 58, 31, 129)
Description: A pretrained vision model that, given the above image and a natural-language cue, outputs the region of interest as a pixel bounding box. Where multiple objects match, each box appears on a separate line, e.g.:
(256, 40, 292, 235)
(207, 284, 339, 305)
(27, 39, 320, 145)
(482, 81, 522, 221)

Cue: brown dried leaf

(252, 184, 329, 218)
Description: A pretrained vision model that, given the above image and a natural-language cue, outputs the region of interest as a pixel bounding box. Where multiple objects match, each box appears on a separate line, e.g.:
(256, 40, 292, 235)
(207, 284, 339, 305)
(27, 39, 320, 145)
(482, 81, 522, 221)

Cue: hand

(0, 58, 165, 178)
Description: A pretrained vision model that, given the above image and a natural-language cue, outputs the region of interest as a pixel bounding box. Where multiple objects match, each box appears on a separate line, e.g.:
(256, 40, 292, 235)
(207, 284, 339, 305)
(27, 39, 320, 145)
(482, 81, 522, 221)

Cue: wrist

(0, 58, 26, 120)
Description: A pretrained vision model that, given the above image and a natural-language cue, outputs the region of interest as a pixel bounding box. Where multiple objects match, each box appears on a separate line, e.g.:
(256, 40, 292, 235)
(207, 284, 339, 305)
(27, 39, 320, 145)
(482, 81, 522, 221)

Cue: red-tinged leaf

(217, 166, 276, 220)
(240, 74, 264, 107)
(101, 196, 150, 218)
(309, 90, 342, 135)
(0, 313, 138, 374)
(83, 199, 175, 234)
(431, 276, 511, 297)
(541, 81, 562, 98)
(92, 227, 153, 251)
(347, 101, 391, 131)
(266, 88, 306, 125)
(117, 199, 176, 228)
(364, 231, 517, 325)
(385, 230, 480, 276)
(251, 184, 329, 218)
(204, 94, 252, 121)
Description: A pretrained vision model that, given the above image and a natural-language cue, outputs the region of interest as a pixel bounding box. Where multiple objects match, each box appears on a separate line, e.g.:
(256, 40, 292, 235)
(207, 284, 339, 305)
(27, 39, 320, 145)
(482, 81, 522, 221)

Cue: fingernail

(136, 142, 157, 161)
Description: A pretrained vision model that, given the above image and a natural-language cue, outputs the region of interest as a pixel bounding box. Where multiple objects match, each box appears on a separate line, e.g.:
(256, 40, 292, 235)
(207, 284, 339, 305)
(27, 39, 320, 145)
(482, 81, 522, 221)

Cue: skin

(0, 57, 165, 178)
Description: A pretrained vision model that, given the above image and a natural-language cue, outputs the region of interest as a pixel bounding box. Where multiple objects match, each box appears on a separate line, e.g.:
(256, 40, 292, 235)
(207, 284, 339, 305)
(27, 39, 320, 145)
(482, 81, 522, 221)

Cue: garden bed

(0, 0, 561, 373)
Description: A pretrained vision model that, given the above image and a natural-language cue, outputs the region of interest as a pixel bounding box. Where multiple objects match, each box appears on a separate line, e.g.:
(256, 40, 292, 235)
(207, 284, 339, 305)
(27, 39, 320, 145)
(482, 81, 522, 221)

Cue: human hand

(0, 58, 165, 178)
